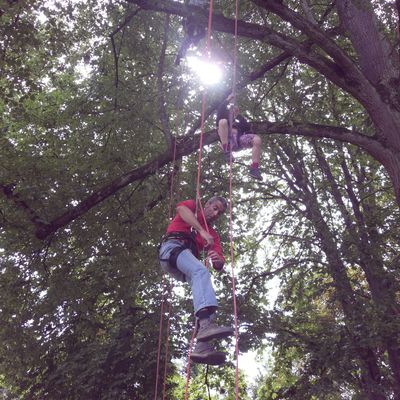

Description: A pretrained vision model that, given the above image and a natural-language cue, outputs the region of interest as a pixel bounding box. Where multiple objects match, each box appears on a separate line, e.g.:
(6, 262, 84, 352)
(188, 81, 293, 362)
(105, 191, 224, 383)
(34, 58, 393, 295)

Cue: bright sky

(237, 275, 279, 386)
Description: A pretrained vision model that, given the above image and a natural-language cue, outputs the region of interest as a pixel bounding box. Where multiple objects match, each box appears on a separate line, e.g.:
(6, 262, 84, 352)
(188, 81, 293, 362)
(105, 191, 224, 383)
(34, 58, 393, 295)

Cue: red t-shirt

(166, 199, 224, 260)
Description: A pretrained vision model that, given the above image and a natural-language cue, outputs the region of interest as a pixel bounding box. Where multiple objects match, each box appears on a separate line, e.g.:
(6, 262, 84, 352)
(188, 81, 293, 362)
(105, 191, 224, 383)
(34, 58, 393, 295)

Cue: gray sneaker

(191, 341, 226, 365)
(249, 167, 262, 181)
(196, 318, 234, 342)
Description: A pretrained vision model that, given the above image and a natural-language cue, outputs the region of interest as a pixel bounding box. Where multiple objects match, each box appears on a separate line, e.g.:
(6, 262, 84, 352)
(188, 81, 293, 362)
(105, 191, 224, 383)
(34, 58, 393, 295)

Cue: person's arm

(176, 205, 214, 247)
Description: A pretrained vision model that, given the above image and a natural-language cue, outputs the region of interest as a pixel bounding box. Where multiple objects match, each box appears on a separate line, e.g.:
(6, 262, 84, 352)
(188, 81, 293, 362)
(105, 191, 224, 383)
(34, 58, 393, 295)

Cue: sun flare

(186, 56, 223, 85)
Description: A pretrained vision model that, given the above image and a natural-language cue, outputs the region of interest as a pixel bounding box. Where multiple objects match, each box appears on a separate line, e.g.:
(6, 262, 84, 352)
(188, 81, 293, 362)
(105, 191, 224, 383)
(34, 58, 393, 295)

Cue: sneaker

(223, 151, 234, 163)
(196, 318, 234, 342)
(249, 167, 262, 181)
(191, 341, 226, 365)
(175, 38, 191, 66)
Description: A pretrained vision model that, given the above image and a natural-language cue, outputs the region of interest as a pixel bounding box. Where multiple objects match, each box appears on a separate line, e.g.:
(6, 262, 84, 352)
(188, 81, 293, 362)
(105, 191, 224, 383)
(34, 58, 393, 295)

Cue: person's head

(204, 196, 228, 222)
(233, 105, 240, 117)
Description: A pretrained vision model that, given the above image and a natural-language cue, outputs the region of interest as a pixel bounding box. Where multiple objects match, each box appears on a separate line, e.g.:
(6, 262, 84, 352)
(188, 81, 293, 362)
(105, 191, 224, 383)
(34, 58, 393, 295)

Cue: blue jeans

(159, 240, 218, 314)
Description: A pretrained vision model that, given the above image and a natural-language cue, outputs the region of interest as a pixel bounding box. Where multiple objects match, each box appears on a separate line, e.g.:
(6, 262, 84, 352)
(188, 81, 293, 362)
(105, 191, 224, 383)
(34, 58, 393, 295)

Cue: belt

(162, 231, 193, 242)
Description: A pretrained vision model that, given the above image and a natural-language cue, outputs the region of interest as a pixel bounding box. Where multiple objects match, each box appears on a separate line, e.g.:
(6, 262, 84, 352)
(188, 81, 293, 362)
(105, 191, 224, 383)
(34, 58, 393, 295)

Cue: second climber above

(216, 93, 263, 181)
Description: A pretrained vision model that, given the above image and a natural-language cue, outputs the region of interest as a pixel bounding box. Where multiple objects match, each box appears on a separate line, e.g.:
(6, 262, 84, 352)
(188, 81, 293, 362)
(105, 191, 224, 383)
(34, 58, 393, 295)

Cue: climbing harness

(159, 231, 199, 268)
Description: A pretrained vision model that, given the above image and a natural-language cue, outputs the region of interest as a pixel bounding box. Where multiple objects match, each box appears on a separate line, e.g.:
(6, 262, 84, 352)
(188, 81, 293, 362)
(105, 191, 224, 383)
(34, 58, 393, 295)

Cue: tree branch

(252, 120, 392, 164)
(0, 183, 47, 232)
(335, 0, 399, 86)
(29, 118, 394, 240)
(34, 129, 219, 240)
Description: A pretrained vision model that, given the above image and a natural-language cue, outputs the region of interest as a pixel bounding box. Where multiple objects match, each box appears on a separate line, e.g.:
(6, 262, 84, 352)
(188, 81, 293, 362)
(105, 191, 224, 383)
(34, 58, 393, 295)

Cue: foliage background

(1, 0, 400, 399)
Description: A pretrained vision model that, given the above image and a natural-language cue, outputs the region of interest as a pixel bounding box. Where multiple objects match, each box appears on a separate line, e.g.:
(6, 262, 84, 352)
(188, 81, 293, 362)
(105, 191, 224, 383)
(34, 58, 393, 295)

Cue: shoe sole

(191, 351, 226, 366)
(196, 328, 234, 342)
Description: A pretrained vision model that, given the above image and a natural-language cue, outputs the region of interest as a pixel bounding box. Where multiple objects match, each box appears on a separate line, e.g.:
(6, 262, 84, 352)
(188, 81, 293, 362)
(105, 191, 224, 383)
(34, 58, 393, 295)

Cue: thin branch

(251, 0, 358, 76)
(157, 14, 173, 150)
(110, 7, 141, 108)
(0, 183, 47, 231)
(301, 0, 317, 25)
(244, 258, 324, 301)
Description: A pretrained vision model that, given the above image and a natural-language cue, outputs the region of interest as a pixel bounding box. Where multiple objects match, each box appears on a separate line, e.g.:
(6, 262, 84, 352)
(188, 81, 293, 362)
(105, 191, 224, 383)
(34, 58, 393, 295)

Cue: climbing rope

(154, 277, 167, 400)
(154, 133, 179, 400)
(228, 0, 240, 398)
(194, 0, 215, 214)
(162, 290, 173, 399)
(185, 1, 215, 399)
(189, 0, 241, 397)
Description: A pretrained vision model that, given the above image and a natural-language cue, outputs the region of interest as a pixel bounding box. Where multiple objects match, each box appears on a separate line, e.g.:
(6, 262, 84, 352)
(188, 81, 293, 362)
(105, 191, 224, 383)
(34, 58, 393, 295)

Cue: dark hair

(207, 196, 228, 211)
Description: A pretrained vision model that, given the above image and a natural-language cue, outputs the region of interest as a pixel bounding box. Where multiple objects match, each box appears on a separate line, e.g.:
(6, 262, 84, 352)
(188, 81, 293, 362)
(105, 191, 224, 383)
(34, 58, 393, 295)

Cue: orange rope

(229, 0, 240, 398)
(154, 137, 178, 400)
(153, 277, 167, 400)
(162, 279, 173, 400)
(183, 324, 198, 400)
(195, 0, 214, 214)
(185, 1, 215, 397)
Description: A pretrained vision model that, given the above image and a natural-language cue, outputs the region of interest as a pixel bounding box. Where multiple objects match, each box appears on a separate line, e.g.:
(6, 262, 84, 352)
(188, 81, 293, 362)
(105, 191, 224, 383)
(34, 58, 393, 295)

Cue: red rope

(195, 0, 214, 215)
(232, 0, 239, 102)
(153, 277, 167, 400)
(192, 1, 241, 397)
(229, 163, 240, 400)
(168, 139, 178, 219)
(186, 0, 215, 396)
(195, 92, 208, 212)
(183, 324, 198, 400)
(229, 0, 240, 398)
(162, 278, 173, 399)
(154, 135, 179, 400)
(206, 0, 214, 51)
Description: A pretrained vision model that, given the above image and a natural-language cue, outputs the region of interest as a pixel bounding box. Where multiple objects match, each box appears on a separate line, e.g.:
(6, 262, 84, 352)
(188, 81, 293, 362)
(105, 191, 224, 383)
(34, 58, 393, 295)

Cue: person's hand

(199, 229, 214, 248)
(232, 135, 239, 149)
(207, 250, 224, 271)
(227, 93, 234, 102)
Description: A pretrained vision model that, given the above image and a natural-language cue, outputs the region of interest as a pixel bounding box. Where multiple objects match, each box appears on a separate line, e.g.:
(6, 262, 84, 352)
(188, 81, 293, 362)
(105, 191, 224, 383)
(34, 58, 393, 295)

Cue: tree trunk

(277, 143, 387, 399)
(315, 143, 400, 394)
